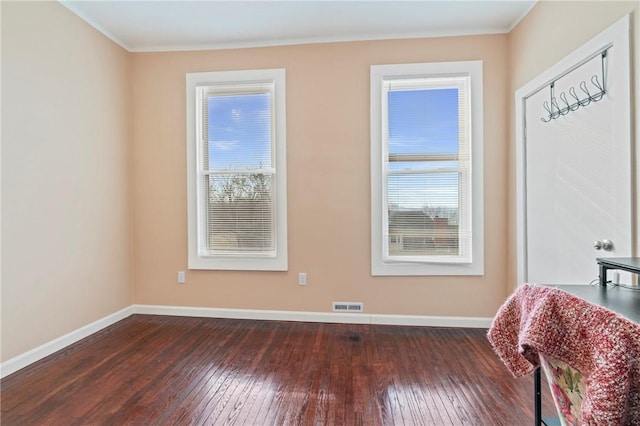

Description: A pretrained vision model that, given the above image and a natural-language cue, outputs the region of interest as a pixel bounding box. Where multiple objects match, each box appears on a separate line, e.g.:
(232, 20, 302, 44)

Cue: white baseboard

(0, 306, 134, 378)
(133, 304, 373, 324)
(134, 304, 493, 328)
(1, 304, 491, 378)
(370, 313, 492, 328)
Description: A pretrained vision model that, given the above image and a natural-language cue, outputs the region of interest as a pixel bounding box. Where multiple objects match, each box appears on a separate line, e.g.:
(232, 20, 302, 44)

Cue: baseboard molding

(1, 304, 491, 378)
(133, 304, 493, 328)
(0, 306, 134, 378)
(370, 313, 493, 328)
(133, 304, 373, 325)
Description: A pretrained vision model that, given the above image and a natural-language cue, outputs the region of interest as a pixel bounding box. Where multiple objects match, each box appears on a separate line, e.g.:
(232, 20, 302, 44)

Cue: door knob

(593, 240, 614, 251)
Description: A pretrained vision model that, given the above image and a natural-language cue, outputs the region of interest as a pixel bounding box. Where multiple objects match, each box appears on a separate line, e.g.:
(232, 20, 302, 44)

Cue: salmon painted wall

(1, 1, 133, 361)
(7, 0, 631, 364)
(131, 35, 510, 317)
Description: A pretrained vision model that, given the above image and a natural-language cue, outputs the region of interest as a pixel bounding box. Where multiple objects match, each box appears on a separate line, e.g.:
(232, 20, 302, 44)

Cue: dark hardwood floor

(1, 315, 555, 425)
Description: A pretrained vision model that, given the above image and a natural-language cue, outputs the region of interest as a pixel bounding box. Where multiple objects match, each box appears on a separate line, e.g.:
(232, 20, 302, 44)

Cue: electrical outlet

(177, 271, 186, 284)
(298, 272, 307, 286)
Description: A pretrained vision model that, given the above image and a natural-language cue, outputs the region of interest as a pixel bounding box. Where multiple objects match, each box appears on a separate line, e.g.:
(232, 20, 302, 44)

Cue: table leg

(535, 367, 541, 425)
(599, 264, 608, 286)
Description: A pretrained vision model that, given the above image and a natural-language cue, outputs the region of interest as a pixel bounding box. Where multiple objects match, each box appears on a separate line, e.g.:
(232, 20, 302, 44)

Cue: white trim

(370, 314, 492, 328)
(515, 90, 528, 285)
(129, 28, 508, 53)
(515, 15, 632, 285)
(134, 304, 371, 325)
(186, 69, 288, 271)
(370, 60, 484, 276)
(1, 304, 491, 378)
(0, 306, 134, 378)
(133, 304, 492, 328)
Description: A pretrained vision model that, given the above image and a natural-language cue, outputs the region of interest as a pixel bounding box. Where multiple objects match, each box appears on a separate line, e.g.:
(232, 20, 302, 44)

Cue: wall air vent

(332, 302, 364, 313)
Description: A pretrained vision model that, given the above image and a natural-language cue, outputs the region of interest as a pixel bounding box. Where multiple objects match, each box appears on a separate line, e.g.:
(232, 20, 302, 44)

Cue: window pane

(388, 88, 458, 156)
(387, 173, 459, 256)
(387, 173, 459, 208)
(188, 69, 287, 270)
(386, 85, 464, 259)
(371, 62, 480, 275)
(205, 174, 274, 253)
(207, 93, 271, 170)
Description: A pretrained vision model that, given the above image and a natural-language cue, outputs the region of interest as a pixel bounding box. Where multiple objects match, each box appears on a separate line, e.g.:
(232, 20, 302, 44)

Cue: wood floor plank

(70, 317, 206, 421)
(1, 317, 157, 413)
(1, 315, 557, 425)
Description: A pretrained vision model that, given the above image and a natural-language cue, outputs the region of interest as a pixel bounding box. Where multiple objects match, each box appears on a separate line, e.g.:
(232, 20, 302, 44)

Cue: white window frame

(370, 61, 484, 276)
(186, 68, 287, 271)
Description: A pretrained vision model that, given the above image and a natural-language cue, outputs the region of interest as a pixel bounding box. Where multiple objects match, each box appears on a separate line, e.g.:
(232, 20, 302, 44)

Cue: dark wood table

(535, 283, 640, 425)
(597, 257, 640, 286)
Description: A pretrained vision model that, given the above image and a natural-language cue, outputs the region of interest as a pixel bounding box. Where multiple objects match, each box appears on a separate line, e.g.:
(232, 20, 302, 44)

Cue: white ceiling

(60, 0, 537, 52)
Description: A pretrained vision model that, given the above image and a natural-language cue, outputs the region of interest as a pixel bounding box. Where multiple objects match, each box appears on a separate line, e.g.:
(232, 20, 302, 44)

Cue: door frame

(515, 15, 632, 285)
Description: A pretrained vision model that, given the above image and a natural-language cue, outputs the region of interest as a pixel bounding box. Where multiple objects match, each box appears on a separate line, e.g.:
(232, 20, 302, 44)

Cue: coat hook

(579, 81, 592, 106)
(569, 87, 580, 103)
(541, 101, 553, 122)
(551, 97, 562, 118)
(591, 75, 605, 101)
(540, 46, 608, 122)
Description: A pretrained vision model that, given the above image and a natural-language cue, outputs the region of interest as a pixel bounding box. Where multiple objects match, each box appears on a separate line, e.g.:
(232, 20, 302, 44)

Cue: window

(186, 69, 287, 270)
(370, 61, 483, 276)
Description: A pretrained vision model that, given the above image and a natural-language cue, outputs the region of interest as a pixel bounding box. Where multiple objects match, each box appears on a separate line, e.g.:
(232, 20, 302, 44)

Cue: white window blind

(198, 83, 276, 256)
(370, 61, 483, 276)
(382, 75, 472, 263)
(187, 69, 287, 271)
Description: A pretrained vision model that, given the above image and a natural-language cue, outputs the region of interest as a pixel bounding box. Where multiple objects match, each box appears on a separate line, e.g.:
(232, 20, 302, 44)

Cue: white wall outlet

(177, 271, 186, 284)
(298, 272, 307, 286)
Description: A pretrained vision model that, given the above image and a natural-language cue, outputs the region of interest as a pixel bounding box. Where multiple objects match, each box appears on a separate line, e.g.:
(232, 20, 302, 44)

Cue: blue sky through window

(388, 88, 458, 155)
(207, 93, 271, 170)
(387, 87, 459, 209)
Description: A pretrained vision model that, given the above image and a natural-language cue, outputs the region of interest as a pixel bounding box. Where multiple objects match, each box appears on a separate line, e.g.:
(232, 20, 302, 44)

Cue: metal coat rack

(541, 49, 608, 122)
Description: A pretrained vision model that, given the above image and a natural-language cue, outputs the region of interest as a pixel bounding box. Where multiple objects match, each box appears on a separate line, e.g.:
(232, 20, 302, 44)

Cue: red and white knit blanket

(487, 284, 640, 425)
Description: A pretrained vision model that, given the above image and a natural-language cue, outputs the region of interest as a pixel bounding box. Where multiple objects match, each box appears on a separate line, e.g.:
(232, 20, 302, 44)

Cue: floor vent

(332, 302, 364, 313)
